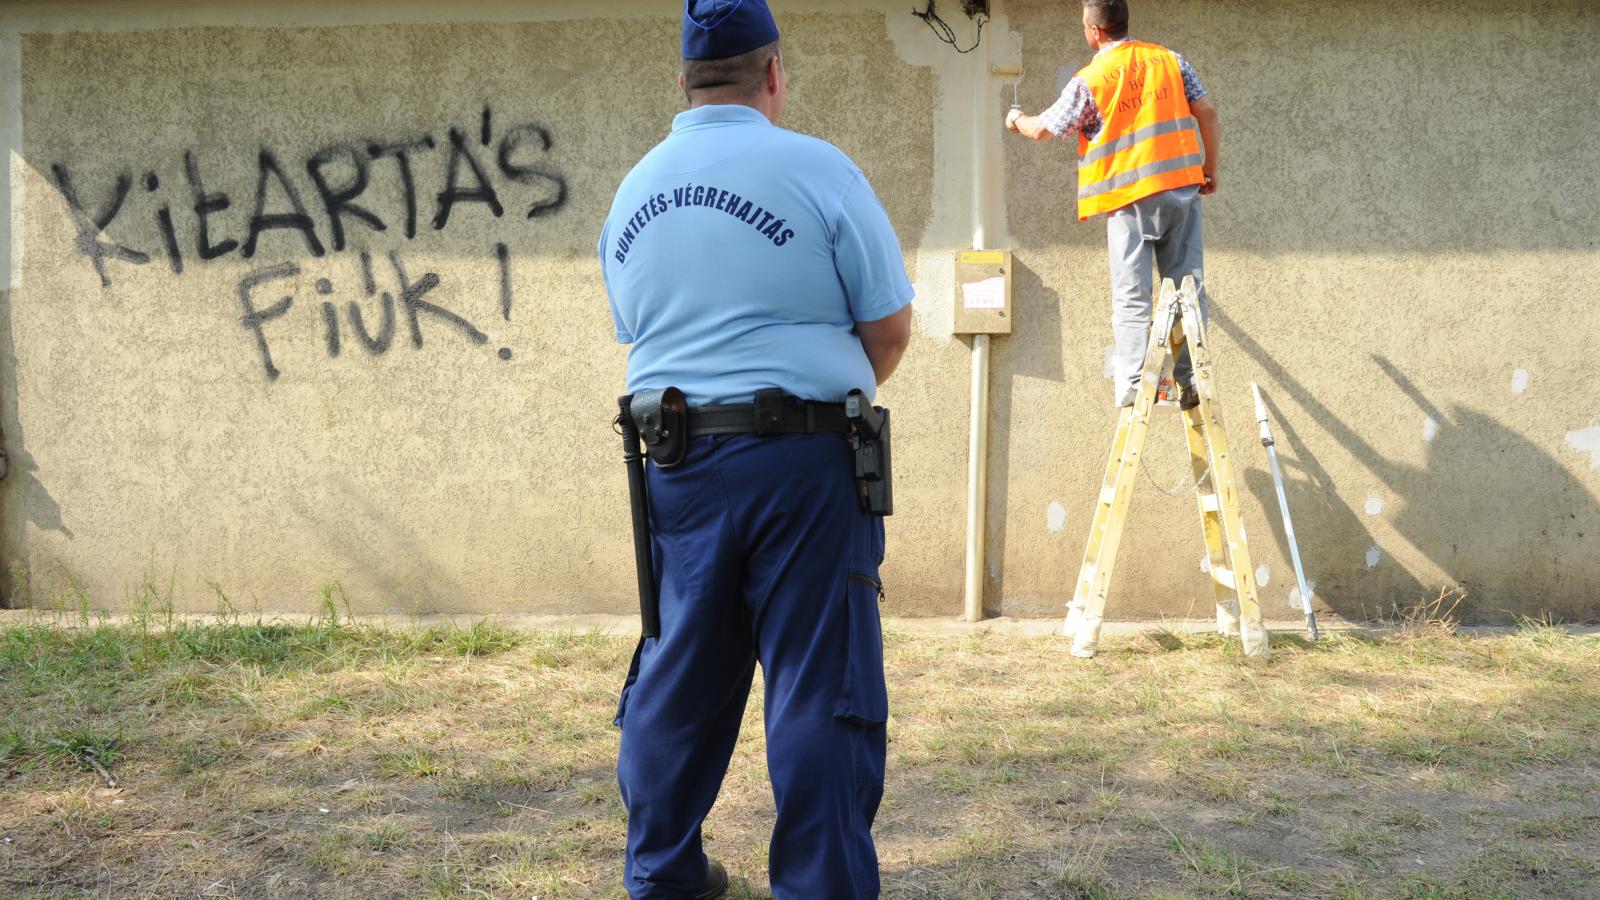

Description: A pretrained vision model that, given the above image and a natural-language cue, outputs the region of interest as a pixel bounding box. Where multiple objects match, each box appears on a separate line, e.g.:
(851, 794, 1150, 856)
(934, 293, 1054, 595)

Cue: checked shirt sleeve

(1174, 52, 1208, 103)
(1038, 76, 1102, 140)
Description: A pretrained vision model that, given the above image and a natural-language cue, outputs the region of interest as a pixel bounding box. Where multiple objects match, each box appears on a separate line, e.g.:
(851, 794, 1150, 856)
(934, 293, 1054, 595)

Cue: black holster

(845, 390, 893, 517)
(628, 387, 689, 469)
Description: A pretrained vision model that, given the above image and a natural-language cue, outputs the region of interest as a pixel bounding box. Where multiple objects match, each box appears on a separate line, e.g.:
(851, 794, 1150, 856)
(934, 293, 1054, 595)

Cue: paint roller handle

(1250, 382, 1274, 447)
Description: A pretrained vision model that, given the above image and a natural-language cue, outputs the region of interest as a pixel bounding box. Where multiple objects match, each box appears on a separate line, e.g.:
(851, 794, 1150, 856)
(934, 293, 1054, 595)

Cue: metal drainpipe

(962, 19, 994, 624)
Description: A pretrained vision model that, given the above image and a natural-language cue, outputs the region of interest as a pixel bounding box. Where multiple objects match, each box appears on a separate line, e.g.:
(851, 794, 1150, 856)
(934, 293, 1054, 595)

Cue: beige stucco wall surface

(2, 0, 1596, 623)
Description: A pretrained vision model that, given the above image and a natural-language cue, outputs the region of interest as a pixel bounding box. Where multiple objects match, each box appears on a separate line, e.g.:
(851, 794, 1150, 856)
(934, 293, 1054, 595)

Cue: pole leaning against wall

(1252, 383, 1320, 641)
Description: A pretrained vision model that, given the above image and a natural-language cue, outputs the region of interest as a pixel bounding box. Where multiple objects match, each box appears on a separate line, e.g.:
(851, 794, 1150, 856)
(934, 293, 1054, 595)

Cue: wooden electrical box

(953, 249, 1012, 335)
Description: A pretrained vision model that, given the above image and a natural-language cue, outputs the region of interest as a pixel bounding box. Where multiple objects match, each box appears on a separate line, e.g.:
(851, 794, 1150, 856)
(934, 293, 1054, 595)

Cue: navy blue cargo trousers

(615, 432, 889, 899)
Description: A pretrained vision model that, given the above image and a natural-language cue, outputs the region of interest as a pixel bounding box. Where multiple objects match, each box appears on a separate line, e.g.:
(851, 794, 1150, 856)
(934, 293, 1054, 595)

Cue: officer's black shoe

(1179, 383, 1200, 410)
(693, 859, 730, 899)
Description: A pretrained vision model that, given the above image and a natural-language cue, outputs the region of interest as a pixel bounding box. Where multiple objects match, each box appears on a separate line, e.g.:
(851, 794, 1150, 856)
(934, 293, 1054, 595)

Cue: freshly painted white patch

(1365, 546, 1382, 569)
(1047, 501, 1068, 533)
(1288, 580, 1318, 611)
(1565, 422, 1600, 470)
(1511, 368, 1530, 395)
(1254, 564, 1271, 588)
(1364, 494, 1384, 516)
(1422, 416, 1439, 442)
(910, 259, 955, 338)
(1102, 345, 1117, 380)
(1199, 555, 1211, 574)
(885, 8, 1022, 340)
(2, 30, 21, 292)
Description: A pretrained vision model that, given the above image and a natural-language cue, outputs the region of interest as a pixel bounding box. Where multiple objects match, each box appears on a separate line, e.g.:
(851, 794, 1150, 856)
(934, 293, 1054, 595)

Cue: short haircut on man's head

(682, 40, 781, 99)
(1082, 0, 1130, 38)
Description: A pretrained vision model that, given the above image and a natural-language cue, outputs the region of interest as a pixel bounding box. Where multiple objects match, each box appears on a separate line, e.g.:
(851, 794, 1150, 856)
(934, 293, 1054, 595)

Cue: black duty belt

(621, 387, 892, 520)
(688, 399, 849, 436)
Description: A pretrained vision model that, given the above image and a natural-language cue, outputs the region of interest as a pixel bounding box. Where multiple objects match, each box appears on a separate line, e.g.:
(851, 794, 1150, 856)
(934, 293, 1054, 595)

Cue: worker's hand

(1199, 173, 1218, 196)
(1005, 108, 1023, 133)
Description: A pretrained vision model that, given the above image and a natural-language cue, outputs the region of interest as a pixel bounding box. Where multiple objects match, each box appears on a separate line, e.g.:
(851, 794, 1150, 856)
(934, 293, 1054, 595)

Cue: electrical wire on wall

(911, 1, 987, 54)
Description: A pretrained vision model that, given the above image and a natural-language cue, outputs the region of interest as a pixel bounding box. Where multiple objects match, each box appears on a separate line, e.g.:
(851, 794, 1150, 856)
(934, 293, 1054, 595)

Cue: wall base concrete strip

(12, 608, 1572, 640)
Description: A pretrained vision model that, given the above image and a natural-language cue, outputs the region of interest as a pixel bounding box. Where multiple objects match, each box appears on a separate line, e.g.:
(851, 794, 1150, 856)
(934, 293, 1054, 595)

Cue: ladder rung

(1212, 566, 1236, 589)
(1199, 494, 1219, 512)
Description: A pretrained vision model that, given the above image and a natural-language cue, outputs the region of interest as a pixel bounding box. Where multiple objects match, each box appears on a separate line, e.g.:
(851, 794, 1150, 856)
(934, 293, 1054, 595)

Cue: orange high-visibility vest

(1074, 41, 1205, 220)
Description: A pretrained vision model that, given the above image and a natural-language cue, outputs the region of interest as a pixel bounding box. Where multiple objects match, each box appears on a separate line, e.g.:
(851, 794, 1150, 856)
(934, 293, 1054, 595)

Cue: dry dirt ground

(2, 605, 1597, 898)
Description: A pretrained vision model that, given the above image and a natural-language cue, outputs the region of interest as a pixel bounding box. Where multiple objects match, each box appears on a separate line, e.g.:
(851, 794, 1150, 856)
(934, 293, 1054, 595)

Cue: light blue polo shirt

(599, 104, 914, 406)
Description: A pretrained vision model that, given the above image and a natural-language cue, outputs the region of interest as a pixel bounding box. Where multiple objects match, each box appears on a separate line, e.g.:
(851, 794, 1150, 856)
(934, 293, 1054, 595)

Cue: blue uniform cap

(682, 0, 780, 61)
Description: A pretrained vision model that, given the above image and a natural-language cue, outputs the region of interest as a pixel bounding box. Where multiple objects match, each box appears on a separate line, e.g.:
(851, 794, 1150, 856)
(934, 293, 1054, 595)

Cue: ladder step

(1199, 494, 1219, 512)
(1099, 486, 1118, 506)
(1212, 566, 1236, 589)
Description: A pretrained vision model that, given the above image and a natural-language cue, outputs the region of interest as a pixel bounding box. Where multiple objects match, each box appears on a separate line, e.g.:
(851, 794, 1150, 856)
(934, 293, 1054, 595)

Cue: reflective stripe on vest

(1075, 41, 1204, 220)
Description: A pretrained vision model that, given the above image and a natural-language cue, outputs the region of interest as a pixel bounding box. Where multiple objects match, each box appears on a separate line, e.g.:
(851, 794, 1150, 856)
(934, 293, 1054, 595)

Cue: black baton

(617, 396, 661, 639)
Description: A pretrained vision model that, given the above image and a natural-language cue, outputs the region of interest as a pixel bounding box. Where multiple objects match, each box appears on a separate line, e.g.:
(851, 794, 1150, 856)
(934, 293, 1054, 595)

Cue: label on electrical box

(962, 277, 1007, 310)
(953, 249, 1013, 335)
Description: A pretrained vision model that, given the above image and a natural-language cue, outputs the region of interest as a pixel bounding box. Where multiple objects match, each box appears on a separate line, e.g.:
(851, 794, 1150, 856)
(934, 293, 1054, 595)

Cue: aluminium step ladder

(1064, 275, 1269, 658)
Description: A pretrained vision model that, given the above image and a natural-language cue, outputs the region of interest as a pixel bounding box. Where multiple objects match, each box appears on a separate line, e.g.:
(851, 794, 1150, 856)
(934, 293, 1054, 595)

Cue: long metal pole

(964, 334, 991, 622)
(1251, 383, 1319, 640)
(962, 23, 994, 623)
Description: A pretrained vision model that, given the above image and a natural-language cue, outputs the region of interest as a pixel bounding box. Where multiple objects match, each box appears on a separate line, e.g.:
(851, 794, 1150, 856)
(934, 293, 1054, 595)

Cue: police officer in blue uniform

(599, 1, 914, 896)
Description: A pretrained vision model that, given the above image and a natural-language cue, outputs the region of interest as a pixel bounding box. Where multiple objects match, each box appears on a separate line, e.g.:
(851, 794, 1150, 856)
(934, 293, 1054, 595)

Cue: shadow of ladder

(1063, 276, 1270, 658)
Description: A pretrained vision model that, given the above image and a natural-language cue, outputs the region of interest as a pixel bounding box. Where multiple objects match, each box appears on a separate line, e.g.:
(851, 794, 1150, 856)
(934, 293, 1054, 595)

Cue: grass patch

(0, 729, 22, 770)
(374, 746, 449, 780)
(1334, 822, 1402, 866)
(1515, 812, 1596, 839)
(357, 815, 413, 852)
(2, 612, 1598, 897)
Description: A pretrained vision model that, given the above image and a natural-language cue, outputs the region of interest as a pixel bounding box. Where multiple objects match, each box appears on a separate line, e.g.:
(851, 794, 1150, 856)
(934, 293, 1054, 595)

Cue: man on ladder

(1005, 0, 1220, 410)
(1007, 0, 1267, 658)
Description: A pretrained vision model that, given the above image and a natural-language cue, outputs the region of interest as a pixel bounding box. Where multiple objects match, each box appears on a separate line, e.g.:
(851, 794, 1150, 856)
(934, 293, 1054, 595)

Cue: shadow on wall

(283, 473, 473, 616)
(0, 288, 74, 609)
(1220, 303, 1598, 623)
(996, 260, 1067, 384)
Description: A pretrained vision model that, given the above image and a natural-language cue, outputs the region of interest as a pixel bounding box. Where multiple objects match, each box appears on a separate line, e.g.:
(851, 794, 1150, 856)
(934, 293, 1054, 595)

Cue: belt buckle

(753, 388, 784, 436)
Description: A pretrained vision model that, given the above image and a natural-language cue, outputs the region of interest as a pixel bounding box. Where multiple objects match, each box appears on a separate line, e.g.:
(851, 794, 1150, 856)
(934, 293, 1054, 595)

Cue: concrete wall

(2, 0, 1596, 622)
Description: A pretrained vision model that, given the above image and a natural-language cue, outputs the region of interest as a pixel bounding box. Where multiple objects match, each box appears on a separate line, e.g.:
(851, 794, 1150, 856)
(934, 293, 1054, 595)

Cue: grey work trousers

(1105, 184, 1208, 406)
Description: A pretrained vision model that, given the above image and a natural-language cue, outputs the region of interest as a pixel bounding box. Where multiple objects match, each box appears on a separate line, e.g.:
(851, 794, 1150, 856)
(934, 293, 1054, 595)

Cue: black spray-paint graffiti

(237, 246, 515, 381)
(49, 105, 568, 288)
(49, 106, 564, 380)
